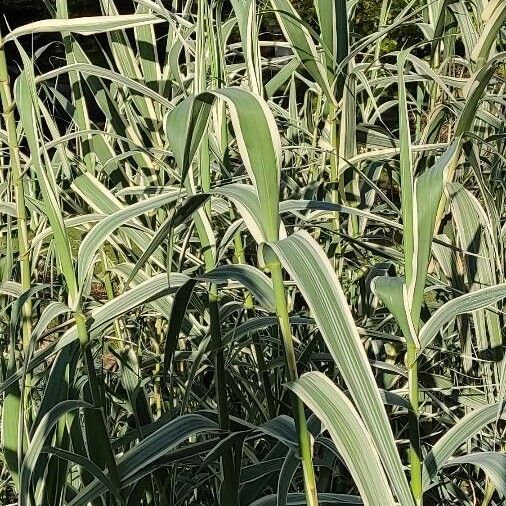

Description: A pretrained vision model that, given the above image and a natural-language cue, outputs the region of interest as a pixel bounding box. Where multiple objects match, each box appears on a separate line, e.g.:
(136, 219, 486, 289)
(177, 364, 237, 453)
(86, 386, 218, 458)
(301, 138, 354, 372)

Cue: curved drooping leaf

(4, 14, 164, 43)
(0, 281, 23, 297)
(419, 283, 506, 352)
(201, 264, 275, 312)
(19, 400, 94, 506)
(443, 452, 506, 498)
(68, 414, 219, 505)
(257, 415, 298, 450)
(290, 372, 397, 506)
(422, 402, 506, 488)
(213, 184, 266, 244)
(165, 88, 281, 241)
(370, 276, 417, 349)
(266, 231, 414, 505)
(78, 190, 181, 288)
(38, 63, 173, 111)
(41, 446, 122, 503)
(0, 274, 189, 396)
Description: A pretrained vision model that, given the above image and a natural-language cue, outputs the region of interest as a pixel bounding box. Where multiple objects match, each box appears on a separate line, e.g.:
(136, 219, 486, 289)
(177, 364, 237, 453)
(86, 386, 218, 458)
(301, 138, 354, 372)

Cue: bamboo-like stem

(328, 103, 344, 279)
(56, 0, 95, 174)
(0, 38, 32, 352)
(101, 260, 123, 346)
(407, 343, 422, 505)
(329, 105, 340, 234)
(209, 285, 238, 506)
(77, 311, 122, 498)
(233, 231, 277, 419)
(270, 261, 318, 506)
(194, 3, 237, 502)
(0, 38, 33, 449)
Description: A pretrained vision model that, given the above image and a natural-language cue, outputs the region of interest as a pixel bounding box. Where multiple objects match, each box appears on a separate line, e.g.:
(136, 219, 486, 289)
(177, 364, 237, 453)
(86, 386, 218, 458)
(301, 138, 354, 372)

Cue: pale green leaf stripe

(213, 185, 288, 246)
(77, 190, 181, 288)
(240, 457, 285, 484)
(419, 283, 506, 351)
(164, 94, 213, 179)
(68, 414, 219, 505)
(30, 302, 70, 346)
(14, 66, 79, 303)
(457, 52, 505, 136)
(213, 184, 265, 244)
(31, 214, 105, 250)
(444, 453, 506, 498)
(135, 3, 161, 92)
(201, 264, 275, 312)
(448, 182, 502, 354)
(410, 140, 460, 322)
(0, 202, 16, 217)
(279, 199, 401, 231)
(81, 274, 187, 340)
(230, 0, 262, 93)
(37, 63, 173, 110)
(268, 231, 414, 505)
(422, 402, 506, 488)
(4, 14, 164, 43)
(41, 447, 120, 502)
(221, 316, 312, 347)
(19, 400, 93, 506)
(166, 88, 281, 242)
(257, 415, 298, 449)
(397, 49, 415, 297)
(1, 391, 21, 489)
(370, 276, 418, 349)
(268, 0, 333, 101)
(118, 415, 218, 481)
(71, 174, 171, 269)
(290, 372, 397, 506)
(471, 0, 506, 68)
(0, 281, 23, 297)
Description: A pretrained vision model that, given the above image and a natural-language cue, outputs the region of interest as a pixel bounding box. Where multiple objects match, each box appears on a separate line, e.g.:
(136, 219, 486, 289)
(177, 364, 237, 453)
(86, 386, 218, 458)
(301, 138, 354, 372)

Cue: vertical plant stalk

(101, 254, 123, 346)
(56, 0, 95, 174)
(194, 3, 237, 503)
(397, 50, 423, 505)
(329, 105, 340, 235)
(238, 252, 276, 419)
(0, 38, 32, 352)
(233, 231, 276, 419)
(153, 319, 163, 417)
(0, 37, 33, 456)
(223, 0, 275, 419)
(269, 260, 318, 506)
(406, 343, 422, 505)
(208, 284, 238, 506)
(76, 310, 122, 494)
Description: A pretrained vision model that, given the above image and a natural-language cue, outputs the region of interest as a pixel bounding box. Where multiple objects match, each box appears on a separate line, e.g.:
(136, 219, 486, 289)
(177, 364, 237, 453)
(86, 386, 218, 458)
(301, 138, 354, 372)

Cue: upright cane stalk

(406, 343, 422, 505)
(269, 260, 319, 506)
(0, 37, 32, 352)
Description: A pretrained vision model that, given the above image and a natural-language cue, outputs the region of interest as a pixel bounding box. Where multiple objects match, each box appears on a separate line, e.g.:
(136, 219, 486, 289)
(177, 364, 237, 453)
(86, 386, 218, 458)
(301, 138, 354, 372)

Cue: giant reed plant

(0, 0, 505, 505)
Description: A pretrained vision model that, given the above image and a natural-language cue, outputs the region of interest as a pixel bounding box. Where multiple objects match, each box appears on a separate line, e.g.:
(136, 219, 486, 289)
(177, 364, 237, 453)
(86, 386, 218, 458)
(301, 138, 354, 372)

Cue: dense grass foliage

(0, 1, 505, 505)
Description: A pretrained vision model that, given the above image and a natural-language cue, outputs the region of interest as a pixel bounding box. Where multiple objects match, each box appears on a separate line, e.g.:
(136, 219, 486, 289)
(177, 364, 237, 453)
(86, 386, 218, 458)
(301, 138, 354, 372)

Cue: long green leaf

(290, 372, 397, 505)
(266, 231, 414, 505)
